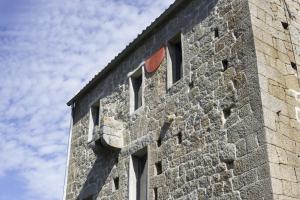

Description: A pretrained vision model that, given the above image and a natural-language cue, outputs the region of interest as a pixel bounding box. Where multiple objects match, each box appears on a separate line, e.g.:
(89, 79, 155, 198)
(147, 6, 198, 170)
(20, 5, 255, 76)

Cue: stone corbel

(88, 117, 125, 153)
(100, 117, 124, 149)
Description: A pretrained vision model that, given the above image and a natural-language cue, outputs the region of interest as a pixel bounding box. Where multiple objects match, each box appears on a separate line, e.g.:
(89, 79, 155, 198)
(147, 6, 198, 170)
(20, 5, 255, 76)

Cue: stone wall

(248, 0, 300, 199)
(65, 0, 276, 199)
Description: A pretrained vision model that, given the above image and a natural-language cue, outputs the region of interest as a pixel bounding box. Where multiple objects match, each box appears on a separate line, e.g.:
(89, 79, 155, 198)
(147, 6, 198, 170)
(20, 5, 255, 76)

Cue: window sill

(130, 106, 143, 116)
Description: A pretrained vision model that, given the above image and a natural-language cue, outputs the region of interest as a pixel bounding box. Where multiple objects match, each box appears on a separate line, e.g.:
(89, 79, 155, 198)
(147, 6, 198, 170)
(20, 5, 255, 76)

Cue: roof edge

(67, 0, 189, 106)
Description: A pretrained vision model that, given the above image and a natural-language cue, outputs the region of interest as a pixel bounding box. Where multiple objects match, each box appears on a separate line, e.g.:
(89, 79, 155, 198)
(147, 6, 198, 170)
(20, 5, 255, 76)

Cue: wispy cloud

(0, 0, 174, 199)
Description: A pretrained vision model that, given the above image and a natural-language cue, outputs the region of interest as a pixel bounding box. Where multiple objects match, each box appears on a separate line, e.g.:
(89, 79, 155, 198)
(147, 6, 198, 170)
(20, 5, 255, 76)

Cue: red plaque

(145, 46, 165, 73)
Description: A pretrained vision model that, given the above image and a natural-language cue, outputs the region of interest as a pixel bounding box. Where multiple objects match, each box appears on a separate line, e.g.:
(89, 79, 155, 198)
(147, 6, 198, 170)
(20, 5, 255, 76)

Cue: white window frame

(166, 33, 184, 89)
(128, 147, 149, 200)
(128, 62, 145, 114)
(88, 100, 101, 143)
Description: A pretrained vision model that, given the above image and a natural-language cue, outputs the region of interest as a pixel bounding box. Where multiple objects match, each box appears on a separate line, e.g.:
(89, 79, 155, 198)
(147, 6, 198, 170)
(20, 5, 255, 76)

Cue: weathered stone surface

(248, 0, 300, 199)
(64, 0, 300, 199)
(101, 117, 124, 149)
(219, 144, 236, 163)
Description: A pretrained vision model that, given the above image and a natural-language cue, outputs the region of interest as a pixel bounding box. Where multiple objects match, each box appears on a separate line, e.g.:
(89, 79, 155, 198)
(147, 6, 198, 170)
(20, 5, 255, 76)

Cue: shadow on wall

(71, 0, 219, 199)
(76, 145, 120, 200)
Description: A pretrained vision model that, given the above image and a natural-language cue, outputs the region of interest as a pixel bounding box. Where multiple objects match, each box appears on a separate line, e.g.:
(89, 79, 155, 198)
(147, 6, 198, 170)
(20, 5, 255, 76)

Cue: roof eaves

(67, 0, 189, 106)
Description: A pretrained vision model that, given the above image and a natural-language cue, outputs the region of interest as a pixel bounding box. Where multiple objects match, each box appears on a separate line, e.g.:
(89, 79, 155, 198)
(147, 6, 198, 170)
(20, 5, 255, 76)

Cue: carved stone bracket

(89, 116, 125, 153)
(100, 117, 124, 149)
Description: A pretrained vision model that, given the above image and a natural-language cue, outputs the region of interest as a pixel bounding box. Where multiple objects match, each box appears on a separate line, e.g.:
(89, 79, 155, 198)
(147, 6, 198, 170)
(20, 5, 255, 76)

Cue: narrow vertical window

(129, 148, 148, 200)
(129, 66, 143, 113)
(177, 132, 182, 144)
(214, 28, 219, 38)
(153, 188, 158, 200)
(157, 137, 162, 147)
(167, 33, 183, 88)
(133, 75, 142, 110)
(113, 177, 119, 191)
(291, 62, 297, 71)
(92, 105, 100, 126)
(222, 59, 229, 72)
(155, 161, 162, 175)
(88, 103, 100, 142)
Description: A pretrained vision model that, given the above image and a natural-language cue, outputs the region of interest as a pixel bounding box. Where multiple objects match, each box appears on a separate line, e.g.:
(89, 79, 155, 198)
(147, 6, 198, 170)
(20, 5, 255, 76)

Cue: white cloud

(0, 0, 174, 199)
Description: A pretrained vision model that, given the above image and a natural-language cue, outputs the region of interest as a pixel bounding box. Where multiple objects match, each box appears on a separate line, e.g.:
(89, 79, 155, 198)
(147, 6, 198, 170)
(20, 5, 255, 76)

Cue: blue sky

(0, 0, 173, 199)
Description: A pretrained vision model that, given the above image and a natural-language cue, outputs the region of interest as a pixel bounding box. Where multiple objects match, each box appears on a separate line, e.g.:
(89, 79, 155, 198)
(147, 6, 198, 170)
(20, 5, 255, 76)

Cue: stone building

(64, 0, 300, 199)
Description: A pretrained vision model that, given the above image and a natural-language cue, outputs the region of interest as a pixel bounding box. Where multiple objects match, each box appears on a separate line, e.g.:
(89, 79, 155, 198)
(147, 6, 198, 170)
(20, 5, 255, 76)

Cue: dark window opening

(233, 79, 238, 89)
(91, 105, 100, 126)
(132, 72, 143, 111)
(113, 177, 119, 191)
(168, 34, 183, 84)
(291, 62, 297, 71)
(222, 59, 229, 72)
(233, 31, 239, 39)
(132, 148, 148, 200)
(177, 132, 182, 144)
(189, 81, 194, 89)
(83, 196, 93, 200)
(281, 22, 289, 29)
(153, 188, 158, 200)
(225, 160, 234, 170)
(155, 161, 162, 175)
(223, 107, 232, 119)
(157, 137, 162, 147)
(214, 28, 219, 38)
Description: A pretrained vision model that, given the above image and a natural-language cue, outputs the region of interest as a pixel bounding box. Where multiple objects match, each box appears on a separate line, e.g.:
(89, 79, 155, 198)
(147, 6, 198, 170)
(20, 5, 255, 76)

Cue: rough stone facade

(64, 0, 300, 199)
(249, 0, 300, 199)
